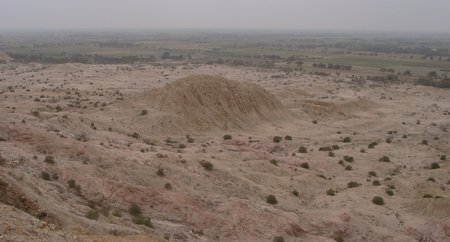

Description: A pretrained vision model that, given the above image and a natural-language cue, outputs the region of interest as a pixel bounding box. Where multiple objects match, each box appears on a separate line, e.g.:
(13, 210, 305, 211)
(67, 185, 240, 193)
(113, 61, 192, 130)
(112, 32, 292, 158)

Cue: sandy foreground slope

(0, 63, 449, 241)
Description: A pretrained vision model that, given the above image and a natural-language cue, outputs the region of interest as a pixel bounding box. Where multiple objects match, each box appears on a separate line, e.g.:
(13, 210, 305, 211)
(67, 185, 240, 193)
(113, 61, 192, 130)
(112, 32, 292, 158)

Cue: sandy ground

(0, 62, 449, 241)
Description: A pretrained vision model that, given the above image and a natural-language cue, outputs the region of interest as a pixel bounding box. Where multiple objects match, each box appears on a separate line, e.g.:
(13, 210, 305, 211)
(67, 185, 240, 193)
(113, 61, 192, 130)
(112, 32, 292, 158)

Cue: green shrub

(440, 155, 446, 161)
(345, 165, 352, 171)
(372, 196, 384, 205)
(427, 177, 436, 182)
(273, 236, 285, 242)
(332, 144, 340, 150)
(431, 162, 440, 169)
(132, 215, 153, 227)
(129, 203, 142, 216)
(343, 156, 354, 162)
(223, 134, 232, 140)
(379, 156, 391, 162)
(386, 190, 394, 196)
(0, 155, 6, 166)
(67, 179, 76, 188)
(43, 156, 55, 164)
(326, 189, 336, 196)
(284, 135, 292, 141)
(200, 161, 213, 171)
(328, 151, 335, 157)
(368, 142, 378, 149)
(300, 162, 310, 169)
(40, 171, 51, 181)
(368, 171, 377, 177)
(270, 159, 278, 166)
(186, 135, 195, 143)
(342, 137, 351, 143)
(334, 236, 344, 242)
(273, 136, 282, 143)
(86, 209, 99, 220)
(164, 183, 172, 190)
(266, 195, 278, 205)
(112, 210, 122, 217)
(52, 173, 59, 180)
(319, 146, 332, 152)
(298, 146, 307, 153)
(347, 182, 360, 188)
(423, 194, 433, 198)
(372, 180, 381, 186)
(156, 168, 165, 177)
(421, 140, 428, 145)
(292, 190, 299, 197)
(140, 109, 148, 116)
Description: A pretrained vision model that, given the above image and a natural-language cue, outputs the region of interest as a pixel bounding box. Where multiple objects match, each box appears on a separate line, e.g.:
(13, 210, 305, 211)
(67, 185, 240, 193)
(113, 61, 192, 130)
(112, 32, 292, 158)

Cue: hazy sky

(1, 0, 450, 32)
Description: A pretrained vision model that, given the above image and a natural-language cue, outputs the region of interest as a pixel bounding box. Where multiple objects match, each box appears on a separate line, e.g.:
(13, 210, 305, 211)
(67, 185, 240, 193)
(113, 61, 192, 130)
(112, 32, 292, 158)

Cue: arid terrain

(0, 32, 450, 242)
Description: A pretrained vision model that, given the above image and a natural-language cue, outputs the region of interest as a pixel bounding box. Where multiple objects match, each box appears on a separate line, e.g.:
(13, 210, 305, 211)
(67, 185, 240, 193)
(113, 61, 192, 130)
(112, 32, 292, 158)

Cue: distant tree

(161, 52, 171, 60)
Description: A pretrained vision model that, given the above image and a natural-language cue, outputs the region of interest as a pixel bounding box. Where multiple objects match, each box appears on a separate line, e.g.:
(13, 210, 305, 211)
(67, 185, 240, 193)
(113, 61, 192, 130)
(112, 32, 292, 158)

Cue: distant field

(325, 56, 450, 69)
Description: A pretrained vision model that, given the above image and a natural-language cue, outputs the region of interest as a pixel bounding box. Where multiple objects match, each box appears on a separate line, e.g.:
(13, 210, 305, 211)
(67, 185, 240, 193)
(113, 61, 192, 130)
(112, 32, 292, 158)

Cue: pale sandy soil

(0, 62, 449, 241)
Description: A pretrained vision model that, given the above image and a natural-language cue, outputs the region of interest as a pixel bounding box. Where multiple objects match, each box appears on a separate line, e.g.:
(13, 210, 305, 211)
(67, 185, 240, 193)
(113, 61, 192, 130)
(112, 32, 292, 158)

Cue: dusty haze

(1, 0, 450, 32)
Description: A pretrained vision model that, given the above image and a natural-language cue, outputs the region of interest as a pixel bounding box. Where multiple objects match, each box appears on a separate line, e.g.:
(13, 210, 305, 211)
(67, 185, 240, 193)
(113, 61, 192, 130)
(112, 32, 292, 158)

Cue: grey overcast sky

(1, 0, 450, 32)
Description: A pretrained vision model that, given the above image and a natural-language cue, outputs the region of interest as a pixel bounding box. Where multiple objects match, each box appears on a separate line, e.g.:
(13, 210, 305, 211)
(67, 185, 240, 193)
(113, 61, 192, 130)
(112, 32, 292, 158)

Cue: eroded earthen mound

(140, 75, 291, 132)
(301, 98, 377, 119)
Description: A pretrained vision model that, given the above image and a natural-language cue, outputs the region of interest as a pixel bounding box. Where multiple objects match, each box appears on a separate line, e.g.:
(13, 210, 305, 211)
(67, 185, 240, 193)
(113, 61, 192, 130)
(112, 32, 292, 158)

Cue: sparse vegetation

(164, 183, 172, 190)
(0, 155, 6, 166)
(386, 190, 394, 196)
(3, 29, 450, 242)
(368, 141, 378, 149)
(40, 171, 51, 181)
(270, 159, 278, 166)
(266, 195, 278, 205)
(223, 134, 232, 140)
(132, 215, 153, 227)
(347, 182, 360, 188)
(129, 203, 142, 216)
(86, 209, 100, 220)
(372, 180, 381, 186)
(326, 189, 336, 196)
(273, 136, 282, 143)
(430, 162, 440, 169)
(300, 162, 310, 169)
(379, 156, 391, 162)
(298, 146, 307, 153)
(200, 160, 213, 171)
(156, 168, 165, 177)
(273, 236, 285, 242)
(43, 156, 55, 164)
(372, 196, 384, 205)
(67, 179, 81, 193)
(343, 155, 354, 162)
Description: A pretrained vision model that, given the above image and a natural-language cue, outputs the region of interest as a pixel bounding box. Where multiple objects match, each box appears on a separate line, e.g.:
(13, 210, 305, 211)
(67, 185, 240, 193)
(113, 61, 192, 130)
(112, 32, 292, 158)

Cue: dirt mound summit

(142, 75, 291, 132)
